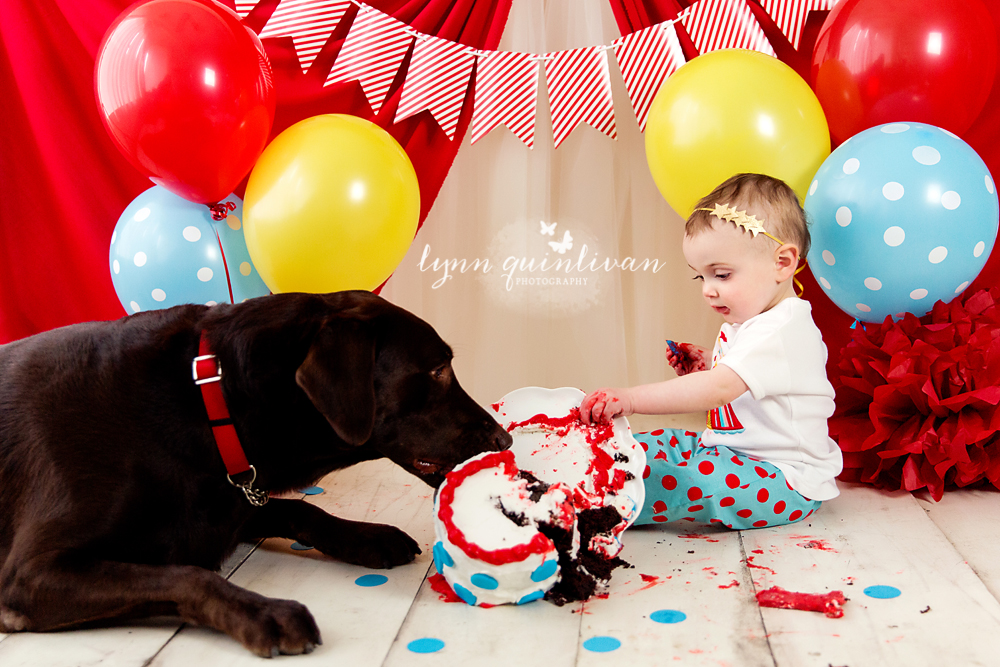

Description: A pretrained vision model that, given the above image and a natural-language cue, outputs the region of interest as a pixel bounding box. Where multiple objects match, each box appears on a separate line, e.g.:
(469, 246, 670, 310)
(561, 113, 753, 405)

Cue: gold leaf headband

(697, 203, 807, 296)
(697, 203, 785, 245)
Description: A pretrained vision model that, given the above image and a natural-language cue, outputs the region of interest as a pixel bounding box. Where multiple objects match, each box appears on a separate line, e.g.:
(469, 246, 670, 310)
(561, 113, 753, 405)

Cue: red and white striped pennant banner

(612, 22, 685, 132)
(324, 4, 414, 113)
(544, 47, 616, 149)
(758, 0, 831, 49)
(395, 35, 476, 139)
(235, 0, 256, 19)
(681, 0, 775, 56)
(470, 52, 540, 148)
(259, 0, 350, 74)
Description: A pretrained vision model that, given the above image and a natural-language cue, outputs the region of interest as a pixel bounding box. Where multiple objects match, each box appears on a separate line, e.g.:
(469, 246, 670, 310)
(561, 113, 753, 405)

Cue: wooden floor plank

(740, 483, 1000, 667)
(915, 488, 1000, 605)
(9, 468, 1000, 666)
(577, 522, 774, 667)
(148, 460, 437, 666)
(0, 622, 182, 667)
(576, 524, 774, 667)
(382, 570, 583, 667)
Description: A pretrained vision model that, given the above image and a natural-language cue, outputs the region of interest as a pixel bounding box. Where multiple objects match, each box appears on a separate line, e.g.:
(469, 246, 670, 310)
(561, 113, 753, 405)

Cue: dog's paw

(320, 523, 422, 569)
(234, 597, 322, 658)
(0, 606, 31, 632)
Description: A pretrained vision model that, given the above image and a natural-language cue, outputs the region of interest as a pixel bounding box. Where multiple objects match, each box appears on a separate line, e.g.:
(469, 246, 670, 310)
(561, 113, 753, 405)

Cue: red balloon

(95, 0, 275, 204)
(964, 2, 1000, 292)
(811, 0, 997, 146)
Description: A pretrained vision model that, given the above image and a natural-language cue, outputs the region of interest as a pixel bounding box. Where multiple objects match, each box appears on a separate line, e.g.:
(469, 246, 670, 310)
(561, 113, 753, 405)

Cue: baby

(580, 173, 842, 529)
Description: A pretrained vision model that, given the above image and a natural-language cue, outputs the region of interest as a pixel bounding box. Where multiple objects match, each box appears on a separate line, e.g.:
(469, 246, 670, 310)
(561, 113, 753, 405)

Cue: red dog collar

(193, 332, 268, 506)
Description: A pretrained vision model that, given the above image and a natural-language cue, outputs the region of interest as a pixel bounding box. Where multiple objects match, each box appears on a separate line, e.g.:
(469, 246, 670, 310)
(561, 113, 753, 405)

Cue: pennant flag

(544, 47, 616, 149)
(325, 4, 414, 114)
(259, 0, 351, 74)
(612, 23, 685, 132)
(235, 0, 257, 19)
(395, 35, 477, 139)
(470, 52, 540, 148)
(758, 0, 831, 49)
(681, 0, 775, 56)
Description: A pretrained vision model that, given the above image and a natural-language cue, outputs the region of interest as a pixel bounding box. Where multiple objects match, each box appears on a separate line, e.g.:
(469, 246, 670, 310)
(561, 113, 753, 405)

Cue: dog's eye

(431, 364, 450, 381)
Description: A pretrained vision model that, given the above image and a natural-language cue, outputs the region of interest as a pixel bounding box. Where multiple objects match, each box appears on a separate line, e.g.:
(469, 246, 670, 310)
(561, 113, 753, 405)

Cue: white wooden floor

(3, 458, 1000, 666)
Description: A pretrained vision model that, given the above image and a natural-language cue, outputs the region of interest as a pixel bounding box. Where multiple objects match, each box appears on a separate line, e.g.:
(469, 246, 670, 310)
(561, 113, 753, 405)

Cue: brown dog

(0, 290, 510, 657)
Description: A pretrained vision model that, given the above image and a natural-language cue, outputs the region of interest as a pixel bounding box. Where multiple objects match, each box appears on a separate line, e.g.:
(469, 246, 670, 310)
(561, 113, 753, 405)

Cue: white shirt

(700, 298, 842, 501)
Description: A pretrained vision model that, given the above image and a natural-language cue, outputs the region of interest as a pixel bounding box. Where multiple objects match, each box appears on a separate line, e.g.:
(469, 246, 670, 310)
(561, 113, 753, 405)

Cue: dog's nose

(492, 428, 513, 452)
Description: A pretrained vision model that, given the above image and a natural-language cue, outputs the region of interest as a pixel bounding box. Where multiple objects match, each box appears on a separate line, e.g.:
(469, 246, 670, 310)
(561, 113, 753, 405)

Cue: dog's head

(294, 292, 511, 487)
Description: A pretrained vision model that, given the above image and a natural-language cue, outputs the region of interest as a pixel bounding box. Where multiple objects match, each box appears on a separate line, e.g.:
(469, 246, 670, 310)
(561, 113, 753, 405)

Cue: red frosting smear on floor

(640, 574, 659, 582)
(796, 539, 837, 552)
(679, 533, 720, 542)
(428, 573, 463, 603)
(719, 580, 740, 589)
(756, 586, 846, 618)
(745, 556, 777, 576)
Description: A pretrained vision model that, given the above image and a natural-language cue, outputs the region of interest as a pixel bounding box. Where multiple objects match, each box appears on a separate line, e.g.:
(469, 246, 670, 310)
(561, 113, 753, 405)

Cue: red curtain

(0, 0, 512, 344)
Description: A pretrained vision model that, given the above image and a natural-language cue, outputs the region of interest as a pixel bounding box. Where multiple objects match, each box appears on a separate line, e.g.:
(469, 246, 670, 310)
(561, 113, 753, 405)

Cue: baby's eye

(692, 275, 704, 282)
(715, 272, 731, 280)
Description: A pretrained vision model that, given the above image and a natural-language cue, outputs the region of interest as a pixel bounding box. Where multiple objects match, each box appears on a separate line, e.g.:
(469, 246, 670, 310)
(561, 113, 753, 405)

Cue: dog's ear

(295, 319, 375, 446)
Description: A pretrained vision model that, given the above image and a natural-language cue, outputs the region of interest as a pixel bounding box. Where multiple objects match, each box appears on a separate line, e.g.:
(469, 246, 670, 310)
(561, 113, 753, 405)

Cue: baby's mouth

(713, 305, 730, 315)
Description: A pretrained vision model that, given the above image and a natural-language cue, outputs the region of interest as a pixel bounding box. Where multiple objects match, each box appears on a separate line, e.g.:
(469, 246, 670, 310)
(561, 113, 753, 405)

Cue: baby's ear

(775, 244, 800, 279)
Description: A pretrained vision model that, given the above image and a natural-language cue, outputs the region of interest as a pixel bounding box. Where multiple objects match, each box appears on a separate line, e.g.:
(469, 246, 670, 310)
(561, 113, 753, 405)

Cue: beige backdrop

(380, 0, 719, 432)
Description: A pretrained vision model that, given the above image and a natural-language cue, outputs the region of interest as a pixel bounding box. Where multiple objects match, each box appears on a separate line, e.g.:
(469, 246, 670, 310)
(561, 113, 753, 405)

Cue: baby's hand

(580, 388, 634, 425)
(666, 340, 709, 376)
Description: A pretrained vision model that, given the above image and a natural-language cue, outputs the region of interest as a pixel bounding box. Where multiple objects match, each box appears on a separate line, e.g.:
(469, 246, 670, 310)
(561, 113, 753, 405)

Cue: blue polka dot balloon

(109, 186, 270, 314)
(805, 122, 999, 323)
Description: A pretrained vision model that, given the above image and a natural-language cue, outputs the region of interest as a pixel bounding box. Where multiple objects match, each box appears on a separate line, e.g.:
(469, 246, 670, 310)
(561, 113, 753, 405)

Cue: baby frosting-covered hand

(666, 340, 709, 376)
(579, 388, 634, 425)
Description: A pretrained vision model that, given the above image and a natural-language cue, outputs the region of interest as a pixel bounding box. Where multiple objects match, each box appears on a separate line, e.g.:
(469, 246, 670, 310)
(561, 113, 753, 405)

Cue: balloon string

(793, 259, 807, 298)
(208, 203, 228, 221)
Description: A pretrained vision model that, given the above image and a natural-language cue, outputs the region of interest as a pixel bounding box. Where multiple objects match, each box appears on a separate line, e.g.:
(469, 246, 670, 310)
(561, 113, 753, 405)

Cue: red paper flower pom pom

(829, 288, 1000, 501)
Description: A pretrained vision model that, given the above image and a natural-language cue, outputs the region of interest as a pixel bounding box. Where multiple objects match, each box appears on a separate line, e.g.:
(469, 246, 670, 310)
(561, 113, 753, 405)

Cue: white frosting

(510, 422, 642, 558)
(433, 387, 647, 607)
(448, 465, 573, 551)
(433, 452, 577, 607)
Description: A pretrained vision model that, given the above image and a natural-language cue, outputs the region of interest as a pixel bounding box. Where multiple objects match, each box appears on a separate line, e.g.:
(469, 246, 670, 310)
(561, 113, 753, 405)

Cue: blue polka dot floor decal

(290, 542, 313, 551)
(650, 609, 687, 624)
(355, 574, 388, 587)
(407, 638, 445, 654)
(583, 636, 621, 652)
(864, 585, 901, 599)
(298, 486, 324, 495)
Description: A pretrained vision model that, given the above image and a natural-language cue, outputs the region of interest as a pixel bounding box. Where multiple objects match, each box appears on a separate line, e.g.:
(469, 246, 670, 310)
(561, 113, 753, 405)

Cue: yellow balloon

(243, 114, 420, 293)
(645, 49, 830, 217)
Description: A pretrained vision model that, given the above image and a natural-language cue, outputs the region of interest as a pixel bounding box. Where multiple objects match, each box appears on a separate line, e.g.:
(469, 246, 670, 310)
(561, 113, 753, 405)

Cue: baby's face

(682, 221, 788, 325)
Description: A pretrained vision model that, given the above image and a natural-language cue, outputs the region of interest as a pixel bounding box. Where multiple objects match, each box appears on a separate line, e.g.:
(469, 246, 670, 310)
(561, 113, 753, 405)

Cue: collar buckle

(193, 354, 222, 385)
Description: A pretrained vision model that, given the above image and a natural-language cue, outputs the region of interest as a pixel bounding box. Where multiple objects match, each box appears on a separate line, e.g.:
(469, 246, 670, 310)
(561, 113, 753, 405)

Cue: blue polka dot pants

(634, 428, 822, 529)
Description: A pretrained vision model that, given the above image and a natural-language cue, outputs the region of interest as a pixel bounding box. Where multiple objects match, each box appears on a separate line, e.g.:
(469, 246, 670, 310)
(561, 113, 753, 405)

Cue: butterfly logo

(540, 220, 557, 236)
(548, 230, 573, 254)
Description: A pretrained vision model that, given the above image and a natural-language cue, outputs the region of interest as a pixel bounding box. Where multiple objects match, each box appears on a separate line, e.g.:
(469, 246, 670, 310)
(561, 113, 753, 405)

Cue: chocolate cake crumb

(497, 502, 529, 527)
(614, 453, 630, 463)
(542, 505, 629, 606)
(518, 470, 552, 502)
